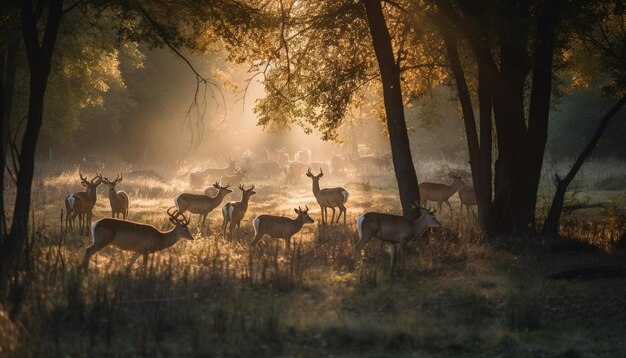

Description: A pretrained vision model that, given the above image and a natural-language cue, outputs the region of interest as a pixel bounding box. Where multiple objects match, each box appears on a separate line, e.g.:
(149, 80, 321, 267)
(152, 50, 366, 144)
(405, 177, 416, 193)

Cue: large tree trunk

(526, 0, 561, 228)
(0, 0, 63, 276)
(542, 95, 626, 237)
(444, 35, 493, 231)
(363, 0, 421, 219)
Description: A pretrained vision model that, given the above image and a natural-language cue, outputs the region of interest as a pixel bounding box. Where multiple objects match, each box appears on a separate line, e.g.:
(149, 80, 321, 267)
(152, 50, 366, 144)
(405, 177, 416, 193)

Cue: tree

(542, 4, 626, 236)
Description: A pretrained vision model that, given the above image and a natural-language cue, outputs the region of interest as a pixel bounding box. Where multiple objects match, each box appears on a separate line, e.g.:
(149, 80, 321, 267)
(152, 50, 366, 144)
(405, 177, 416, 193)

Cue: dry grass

(1, 161, 626, 356)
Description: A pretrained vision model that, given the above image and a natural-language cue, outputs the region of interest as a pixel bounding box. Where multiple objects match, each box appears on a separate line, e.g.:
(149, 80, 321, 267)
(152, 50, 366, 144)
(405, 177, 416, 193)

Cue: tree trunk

(526, 0, 561, 229)
(443, 35, 493, 231)
(542, 95, 626, 237)
(0, 0, 63, 275)
(363, 0, 421, 219)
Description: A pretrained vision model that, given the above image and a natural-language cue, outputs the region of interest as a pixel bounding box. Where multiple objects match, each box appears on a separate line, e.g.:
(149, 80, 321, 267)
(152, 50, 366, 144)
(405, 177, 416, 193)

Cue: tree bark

(542, 94, 626, 237)
(0, 0, 63, 275)
(363, 0, 421, 219)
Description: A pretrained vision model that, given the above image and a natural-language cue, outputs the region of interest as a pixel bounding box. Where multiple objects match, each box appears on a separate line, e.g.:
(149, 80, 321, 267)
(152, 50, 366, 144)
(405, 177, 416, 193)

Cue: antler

(319, 167, 324, 175)
(167, 206, 190, 226)
(448, 169, 463, 178)
(113, 173, 122, 184)
(305, 204, 309, 211)
(238, 184, 245, 191)
(306, 167, 313, 177)
(79, 172, 88, 184)
(247, 184, 255, 191)
(92, 173, 102, 185)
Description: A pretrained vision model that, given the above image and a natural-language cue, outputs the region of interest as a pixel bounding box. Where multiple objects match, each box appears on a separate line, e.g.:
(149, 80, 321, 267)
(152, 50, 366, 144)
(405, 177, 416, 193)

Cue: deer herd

(63, 160, 476, 272)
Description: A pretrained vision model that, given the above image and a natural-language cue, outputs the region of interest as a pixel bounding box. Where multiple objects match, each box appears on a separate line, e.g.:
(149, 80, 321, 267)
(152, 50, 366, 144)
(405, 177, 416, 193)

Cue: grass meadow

(1, 158, 626, 357)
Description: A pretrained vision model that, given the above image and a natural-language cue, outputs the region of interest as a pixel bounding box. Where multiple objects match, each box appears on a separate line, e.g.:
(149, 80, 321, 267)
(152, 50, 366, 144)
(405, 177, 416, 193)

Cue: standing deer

(250, 206, 314, 249)
(102, 174, 129, 219)
(83, 207, 193, 271)
(306, 168, 349, 224)
(63, 173, 102, 234)
(418, 171, 466, 214)
(355, 207, 441, 272)
(222, 184, 256, 240)
(175, 182, 233, 233)
(458, 185, 477, 215)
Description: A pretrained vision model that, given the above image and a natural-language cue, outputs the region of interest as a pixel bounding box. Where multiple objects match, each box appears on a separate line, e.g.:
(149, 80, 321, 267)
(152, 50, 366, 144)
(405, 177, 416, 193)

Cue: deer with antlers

(355, 207, 441, 272)
(418, 170, 466, 214)
(306, 168, 349, 224)
(221, 184, 256, 240)
(83, 207, 193, 271)
(102, 173, 129, 219)
(63, 173, 102, 234)
(250, 206, 314, 249)
(175, 182, 233, 234)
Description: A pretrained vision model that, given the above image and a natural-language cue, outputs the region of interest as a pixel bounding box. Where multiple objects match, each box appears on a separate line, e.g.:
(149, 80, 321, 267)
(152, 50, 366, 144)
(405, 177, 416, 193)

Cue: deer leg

(126, 252, 142, 273)
(438, 201, 443, 213)
(337, 204, 346, 224)
(445, 199, 453, 214)
(330, 207, 336, 223)
(251, 232, 263, 246)
(286, 236, 291, 250)
(142, 253, 149, 272)
(389, 243, 397, 273)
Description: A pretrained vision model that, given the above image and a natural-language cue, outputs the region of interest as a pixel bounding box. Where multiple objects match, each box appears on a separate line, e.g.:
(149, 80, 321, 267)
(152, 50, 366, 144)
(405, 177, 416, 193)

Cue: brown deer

(175, 182, 233, 233)
(63, 173, 102, 234)
(458, 185, 477, 215)
(418, 170, 466, 214)
(83, 207, 193, 271)
(250, 206, 314, 249)
(355, 207, 441, 271)
(221, 184, 256, 240)
(102, 173, 129, 219)
(188, 159, 237, 188)
(306, 168, 349, 224)
(220, 168, 246, 186)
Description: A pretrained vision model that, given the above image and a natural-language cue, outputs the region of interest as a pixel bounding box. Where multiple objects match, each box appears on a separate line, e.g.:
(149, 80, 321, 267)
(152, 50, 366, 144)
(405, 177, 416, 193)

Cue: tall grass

(1, 159, 625, 356)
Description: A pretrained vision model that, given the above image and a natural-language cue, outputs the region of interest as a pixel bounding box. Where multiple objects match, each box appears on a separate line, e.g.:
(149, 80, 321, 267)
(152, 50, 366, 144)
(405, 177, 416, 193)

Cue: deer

(250, 206, 314, 249)
(102, 173, 129, 219)
(220, 168, 246, 186)
(221, 184, 256, 240)
(418, 170, 466, 214)
(458, 185, 477, 215)
(355, 207, 441, 272)
(83, 207, 193, 271)
(188, 159, 237, 188)
(306, 168, 349, 224)
(63, 173, 102, 234)
(175, 182, 233, 233)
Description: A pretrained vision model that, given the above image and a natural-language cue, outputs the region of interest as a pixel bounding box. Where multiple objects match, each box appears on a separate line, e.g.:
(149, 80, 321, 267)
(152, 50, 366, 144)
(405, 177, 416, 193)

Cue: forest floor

(2, 161, 626, 357)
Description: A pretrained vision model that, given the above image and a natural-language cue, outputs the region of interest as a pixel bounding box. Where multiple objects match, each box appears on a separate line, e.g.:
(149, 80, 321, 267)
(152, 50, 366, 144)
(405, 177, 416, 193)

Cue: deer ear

(294, 208, 299, 214)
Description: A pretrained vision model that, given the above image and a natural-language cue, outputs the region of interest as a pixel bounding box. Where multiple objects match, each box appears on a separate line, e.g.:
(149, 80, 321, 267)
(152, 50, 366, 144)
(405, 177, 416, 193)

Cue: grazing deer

(458, 185, 477, 215)
(355, 207, 441, 271)
(250, 206, 314, 249)
(175, 182, 233, 233)
(63, 173, 102, 234)
(418, 170, 466, 214)
(83, 207, 193, 271)
(102, 173, 129, 219)
(188, 159, 237, 188)
(220, 168, 246, 186)
(306, 168, 349, 224)
(222, 184, 256, 240)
